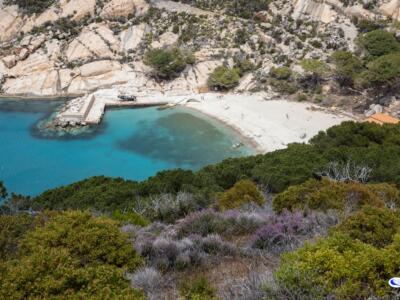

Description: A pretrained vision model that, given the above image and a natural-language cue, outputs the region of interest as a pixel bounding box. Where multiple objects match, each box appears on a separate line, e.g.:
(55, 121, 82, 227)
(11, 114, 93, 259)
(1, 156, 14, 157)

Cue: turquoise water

(0, 99, 254, 196)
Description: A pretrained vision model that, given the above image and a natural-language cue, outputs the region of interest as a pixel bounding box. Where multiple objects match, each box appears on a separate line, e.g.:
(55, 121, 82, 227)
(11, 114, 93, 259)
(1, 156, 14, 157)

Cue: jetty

(54, 91, 169, 127)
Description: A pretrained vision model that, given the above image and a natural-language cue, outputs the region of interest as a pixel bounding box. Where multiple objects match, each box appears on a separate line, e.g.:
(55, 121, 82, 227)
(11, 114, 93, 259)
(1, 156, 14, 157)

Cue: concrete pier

(55, 90, 170, 126)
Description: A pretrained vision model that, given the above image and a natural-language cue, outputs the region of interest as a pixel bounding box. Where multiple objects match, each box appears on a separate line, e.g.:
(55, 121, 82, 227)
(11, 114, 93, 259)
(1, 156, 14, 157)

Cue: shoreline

(185, 104, 264, 154)
(1, 90, 355, 153)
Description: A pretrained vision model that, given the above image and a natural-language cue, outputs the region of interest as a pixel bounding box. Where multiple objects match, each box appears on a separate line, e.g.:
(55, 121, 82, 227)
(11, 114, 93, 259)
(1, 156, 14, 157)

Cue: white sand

(182, 93, 355, 153)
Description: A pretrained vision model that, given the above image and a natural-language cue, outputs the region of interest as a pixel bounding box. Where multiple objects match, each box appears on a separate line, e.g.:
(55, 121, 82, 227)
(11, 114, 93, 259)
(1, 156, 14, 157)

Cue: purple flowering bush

(176, 208, 269, 238)
(251, 210, 337, 253)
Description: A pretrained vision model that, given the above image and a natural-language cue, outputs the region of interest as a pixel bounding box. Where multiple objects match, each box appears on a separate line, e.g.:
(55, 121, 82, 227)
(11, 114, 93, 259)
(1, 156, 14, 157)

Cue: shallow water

(0, 99, 254, 196)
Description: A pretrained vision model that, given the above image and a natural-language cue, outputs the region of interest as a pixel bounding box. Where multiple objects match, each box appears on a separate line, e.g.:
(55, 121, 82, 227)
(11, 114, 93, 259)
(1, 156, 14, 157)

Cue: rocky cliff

(0, 0, 398, 99)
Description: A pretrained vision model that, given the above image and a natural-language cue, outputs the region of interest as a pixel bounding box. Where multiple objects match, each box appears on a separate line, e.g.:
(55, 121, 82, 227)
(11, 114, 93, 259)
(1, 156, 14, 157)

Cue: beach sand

(183, 93, 355, 153)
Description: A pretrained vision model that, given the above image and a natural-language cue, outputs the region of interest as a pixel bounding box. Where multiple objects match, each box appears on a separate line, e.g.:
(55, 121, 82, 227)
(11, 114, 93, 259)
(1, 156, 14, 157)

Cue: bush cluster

(0, 211, 144, 299)
(5, 0, 54, 15)
(208, 66, 241, 90)
(218, 179, 264, 210)
(251, 210, 337, 253)
(144, 47, 195, 80)
(274, 232, 400, 299)
(273, 178, 400, 213)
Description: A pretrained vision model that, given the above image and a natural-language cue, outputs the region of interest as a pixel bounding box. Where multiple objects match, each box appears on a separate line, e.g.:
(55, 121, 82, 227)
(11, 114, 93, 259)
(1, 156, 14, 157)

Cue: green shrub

(0, 211, 144, 299)
(0, 214, 34, 260)
(358, 53, 400, 89)
(181, 277, 218, 300)
(269, 66, 292, 80)
(208, 66, 241, 90)
(5, 0, 54, 15)
(333, 206, 400, 248)
(358, 29, 400, 58)
(111, 209, 150, 226)
(273, 178, 399, 213)
(300, 59, 329, 76)
(331, 51, 363, 86)
(275, 233, 390, 299)
(218, 179, 264, 210)
(144, 47, 195, 80)
(270, 78, 298, 94)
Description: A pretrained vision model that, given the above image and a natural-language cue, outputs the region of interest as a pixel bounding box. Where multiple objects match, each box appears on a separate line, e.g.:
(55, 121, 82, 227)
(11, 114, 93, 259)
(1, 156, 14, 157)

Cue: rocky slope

(0, 0, 399, 113)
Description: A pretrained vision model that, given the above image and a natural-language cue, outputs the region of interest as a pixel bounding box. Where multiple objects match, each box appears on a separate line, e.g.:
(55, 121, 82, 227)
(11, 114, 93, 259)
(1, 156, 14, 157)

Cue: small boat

(232, 142, 244, 149)
(118, 95, 137, 101)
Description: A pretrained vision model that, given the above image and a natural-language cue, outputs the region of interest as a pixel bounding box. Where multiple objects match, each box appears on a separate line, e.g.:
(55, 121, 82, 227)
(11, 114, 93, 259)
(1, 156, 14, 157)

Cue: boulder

(79, 60, 122, 77)
(18, 48, 29, 60)
(2, 55, 17, 68)
(380, 0, 400, 21)
(101, 0, 136, 19)
(60, 0, 96, 21)
(133, 0, 150, 17)
(151, 32, 179, 48)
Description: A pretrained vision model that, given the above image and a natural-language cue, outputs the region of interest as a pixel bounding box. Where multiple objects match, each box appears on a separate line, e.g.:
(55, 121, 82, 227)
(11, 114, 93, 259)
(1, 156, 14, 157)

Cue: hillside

(0, 0, 399, 117)
(2, 121, 400, 299)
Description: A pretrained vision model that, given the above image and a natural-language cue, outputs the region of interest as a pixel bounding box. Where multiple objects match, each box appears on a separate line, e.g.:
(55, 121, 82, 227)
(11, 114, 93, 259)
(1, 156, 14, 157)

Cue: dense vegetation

(144, 47, 195, 80)
(332, 29, 400, 96)
(0, 211, 144, 299)
(172, 0, 271, 19)
(5, 0, 55, 15)
(2, 121, 400, 298)
(207, 66, 241, 90)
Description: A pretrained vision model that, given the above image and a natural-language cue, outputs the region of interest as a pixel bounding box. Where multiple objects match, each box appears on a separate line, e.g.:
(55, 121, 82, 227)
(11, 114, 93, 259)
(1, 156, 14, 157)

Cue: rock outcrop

(380, 0, 400, 20)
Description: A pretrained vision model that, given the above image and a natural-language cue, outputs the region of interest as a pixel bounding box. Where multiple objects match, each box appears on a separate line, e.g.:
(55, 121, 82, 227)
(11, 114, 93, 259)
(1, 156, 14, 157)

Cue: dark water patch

(0, 99, 65, 114)
(118, 112, 246, 167)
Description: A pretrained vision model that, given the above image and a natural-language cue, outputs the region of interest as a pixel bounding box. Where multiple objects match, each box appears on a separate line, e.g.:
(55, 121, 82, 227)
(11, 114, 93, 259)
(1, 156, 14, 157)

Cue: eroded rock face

(120, 23, 148, 52)
(3, 70, 59, 95)
(0, 5, 23, 42)
(292, 0, 337, 23)
(380, 0, 400, 20)
(66, 27, 116, 62)
(79, 60, 122, 77)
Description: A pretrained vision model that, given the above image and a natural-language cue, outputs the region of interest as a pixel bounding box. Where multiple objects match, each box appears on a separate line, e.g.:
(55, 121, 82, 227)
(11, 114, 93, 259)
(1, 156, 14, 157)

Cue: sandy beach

(182, 93, 355, 153)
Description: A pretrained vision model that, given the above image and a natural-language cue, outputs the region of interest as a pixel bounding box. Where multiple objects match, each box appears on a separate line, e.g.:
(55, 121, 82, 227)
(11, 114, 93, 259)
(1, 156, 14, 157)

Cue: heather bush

(273, 178, 400, 213)
(176, 208, 269, 238)
(145, 192, 201, 223)
(176, 209, 228, 238)
(333, 206, 400, 248)
(136, 233, 236, 272)
(218, 180, 264, 210)
(221, 271, 270, 300)
(251, 210, 337, 253)
(130, 267, 165, 299)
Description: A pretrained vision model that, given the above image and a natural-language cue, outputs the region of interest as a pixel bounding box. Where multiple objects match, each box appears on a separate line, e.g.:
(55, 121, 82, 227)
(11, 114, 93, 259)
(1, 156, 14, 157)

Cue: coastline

(185, 104, 264, 154)
(181, 92, 355, 153)
(0, 89, 356, 154)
